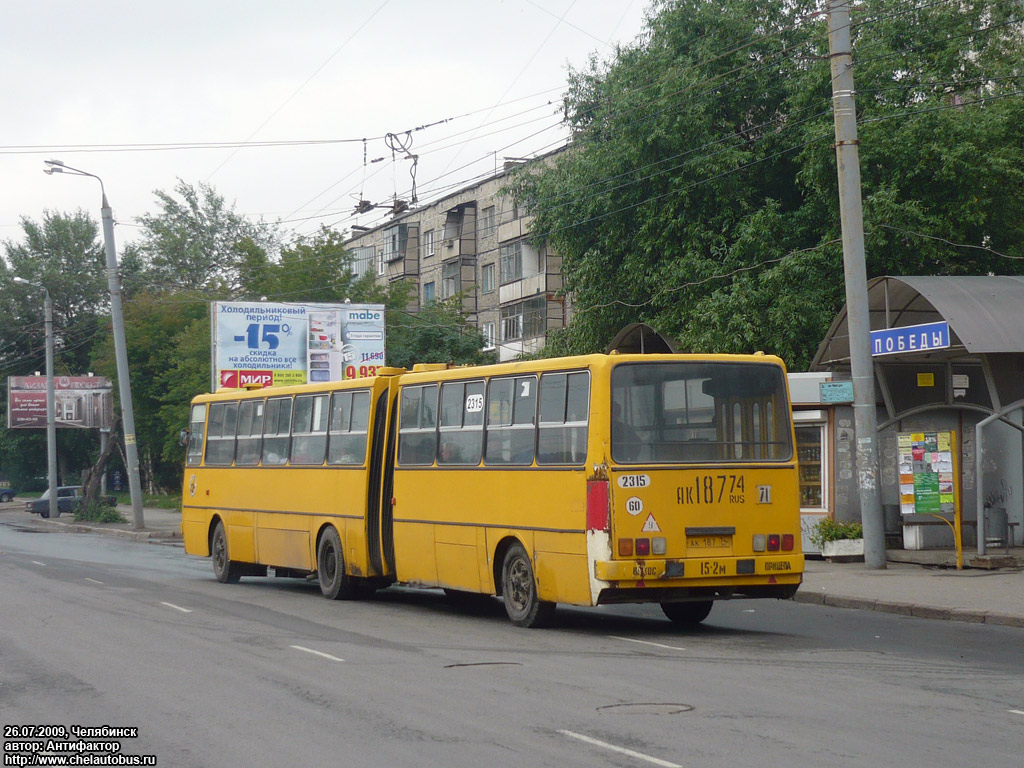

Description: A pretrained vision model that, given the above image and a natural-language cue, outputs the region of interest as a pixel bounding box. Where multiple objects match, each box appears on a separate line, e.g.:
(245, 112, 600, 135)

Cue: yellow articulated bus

(181, 352, 803, 627)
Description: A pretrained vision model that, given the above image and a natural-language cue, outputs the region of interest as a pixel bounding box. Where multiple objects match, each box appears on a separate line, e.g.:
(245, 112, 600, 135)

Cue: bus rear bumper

(596, 582, 800, 605)
(593, 554, 803, 585)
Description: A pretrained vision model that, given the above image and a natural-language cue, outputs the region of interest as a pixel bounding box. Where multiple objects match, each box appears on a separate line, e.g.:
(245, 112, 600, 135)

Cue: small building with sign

(810, 276, 1024, 557)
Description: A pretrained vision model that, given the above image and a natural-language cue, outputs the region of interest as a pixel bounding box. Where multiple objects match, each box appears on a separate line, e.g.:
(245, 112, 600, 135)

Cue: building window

(424, 229, 435, 257)
(501, 296, 546, 342)
(481, 263, 495, 293)
(481, 206, 495, 236)
(423, 282, 436, 304)
(482, 321, 496, 350)
(382, 224, 406, 263)
(499, 241, 522, 284)
(377, 249, 385, 276)
(442, 261, 460, 298)
(350, 246, 374, 278)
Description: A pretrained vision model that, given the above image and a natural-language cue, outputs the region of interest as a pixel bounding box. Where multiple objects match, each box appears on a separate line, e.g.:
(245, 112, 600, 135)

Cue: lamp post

(13, 277, 58, 520)
(43, 159, 145, 529)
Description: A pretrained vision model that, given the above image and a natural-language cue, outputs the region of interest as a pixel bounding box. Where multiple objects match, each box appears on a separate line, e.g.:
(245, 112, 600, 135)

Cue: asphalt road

(2, 522, 1022, 768)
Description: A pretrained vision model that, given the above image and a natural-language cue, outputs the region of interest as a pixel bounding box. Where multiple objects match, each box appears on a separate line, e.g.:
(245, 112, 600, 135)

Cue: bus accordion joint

(586, 478, 610, 532)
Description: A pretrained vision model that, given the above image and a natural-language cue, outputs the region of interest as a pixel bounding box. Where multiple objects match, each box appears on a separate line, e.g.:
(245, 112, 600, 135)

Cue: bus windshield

(611, 361, 793, 464)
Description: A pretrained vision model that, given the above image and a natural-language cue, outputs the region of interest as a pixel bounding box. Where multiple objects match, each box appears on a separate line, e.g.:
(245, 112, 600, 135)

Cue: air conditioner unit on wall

(445, 239, 455, 248)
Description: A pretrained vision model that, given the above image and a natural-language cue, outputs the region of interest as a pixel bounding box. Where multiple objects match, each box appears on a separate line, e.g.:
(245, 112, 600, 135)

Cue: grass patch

(112, 491, 182, 510)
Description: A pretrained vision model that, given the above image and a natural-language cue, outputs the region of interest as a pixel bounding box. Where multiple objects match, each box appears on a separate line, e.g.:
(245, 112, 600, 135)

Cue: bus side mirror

(179, 429, 190, 447)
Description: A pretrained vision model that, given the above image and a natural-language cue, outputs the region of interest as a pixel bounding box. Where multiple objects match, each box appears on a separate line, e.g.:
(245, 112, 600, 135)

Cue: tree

(135, 180, 279, 293)
(89, 290, 210, 492)
(386, 291, 496, 369)
(238, 226, 360, 304)
(1, 211, 111, 488)
(509, 0, 1024, 369)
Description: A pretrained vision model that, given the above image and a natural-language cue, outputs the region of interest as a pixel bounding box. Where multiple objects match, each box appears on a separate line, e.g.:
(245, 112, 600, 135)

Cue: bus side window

(437, 380, 484, 465)
(235, 400, 264, 465)
(398, 385, 438, 465)
(262, 397, 292, 465)
(291, 394, 328, 465)
(187, 404, 207, 466)
(205, 401, 238, 466)
(485, 376, 536, 465)
(328, 390, 370, 465)
(537, 371, 589, 465)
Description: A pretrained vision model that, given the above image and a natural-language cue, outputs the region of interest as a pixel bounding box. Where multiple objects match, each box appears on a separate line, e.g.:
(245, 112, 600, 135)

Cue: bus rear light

(636, 538, 650, 556)
(781, 533, 795, 551)
(618, 538, 633, 556)
(767, 534, 781, 551)
(652, 537, 667, 555)
(586, 479, 610, 531)
(752, 534, 766, 552)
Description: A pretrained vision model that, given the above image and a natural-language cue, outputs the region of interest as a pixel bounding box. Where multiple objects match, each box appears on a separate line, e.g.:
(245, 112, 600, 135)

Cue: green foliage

(509, 0, 1024, 368)
(809, 517, 864, 547)
(74, 502, 127, 524)
(386, 292, 496, 369)
(135, 180, 279, 292)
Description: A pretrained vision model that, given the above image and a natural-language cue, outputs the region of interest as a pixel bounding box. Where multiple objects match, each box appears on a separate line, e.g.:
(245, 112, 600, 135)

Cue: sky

(1, 1, 651, 251)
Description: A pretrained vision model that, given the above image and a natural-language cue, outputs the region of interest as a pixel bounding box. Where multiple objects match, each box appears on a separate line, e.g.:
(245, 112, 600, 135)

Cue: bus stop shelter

(811, 276, 1024, 557)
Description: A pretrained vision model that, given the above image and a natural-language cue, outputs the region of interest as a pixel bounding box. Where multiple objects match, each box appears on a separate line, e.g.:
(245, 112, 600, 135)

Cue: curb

(31, 518, 183, 544)
(793, 591, 1024, 628)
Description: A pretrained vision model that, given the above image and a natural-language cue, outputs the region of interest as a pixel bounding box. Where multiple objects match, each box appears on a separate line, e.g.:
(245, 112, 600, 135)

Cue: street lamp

(43, 159, 145, 529)
(12, 277, 58, 520)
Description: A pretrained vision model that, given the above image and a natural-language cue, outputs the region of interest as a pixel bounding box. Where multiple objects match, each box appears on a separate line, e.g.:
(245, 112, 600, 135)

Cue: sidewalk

(1, 502, 184, 543)
(795, 558, 1024, 628)
(2, 501, 1021, 628)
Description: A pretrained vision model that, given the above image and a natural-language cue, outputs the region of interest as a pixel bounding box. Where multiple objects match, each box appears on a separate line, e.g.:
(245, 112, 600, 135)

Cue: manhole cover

(597, 703, 694, 715)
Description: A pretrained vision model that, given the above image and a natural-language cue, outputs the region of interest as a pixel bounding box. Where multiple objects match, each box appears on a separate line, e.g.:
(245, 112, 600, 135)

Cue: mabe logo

(347, 310, 382, 321)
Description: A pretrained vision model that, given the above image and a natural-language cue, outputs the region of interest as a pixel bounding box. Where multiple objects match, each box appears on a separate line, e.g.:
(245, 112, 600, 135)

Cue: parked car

(26, 486, 117, 519)
(0, 486, 15, 503)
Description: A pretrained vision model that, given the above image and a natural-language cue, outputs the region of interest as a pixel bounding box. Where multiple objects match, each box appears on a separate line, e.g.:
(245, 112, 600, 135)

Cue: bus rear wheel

(212, 520, 241, 584)
(317, 527, 358, 600)
(661, 600, 713, 625)
(501, 543, 555, 628)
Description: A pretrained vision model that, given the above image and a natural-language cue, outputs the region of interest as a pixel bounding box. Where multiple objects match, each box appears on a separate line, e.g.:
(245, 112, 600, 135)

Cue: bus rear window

(611, 362, 792, 464)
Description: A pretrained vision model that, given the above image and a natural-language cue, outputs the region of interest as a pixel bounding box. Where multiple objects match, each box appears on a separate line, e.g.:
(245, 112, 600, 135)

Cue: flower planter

(821, 538, 864, 562)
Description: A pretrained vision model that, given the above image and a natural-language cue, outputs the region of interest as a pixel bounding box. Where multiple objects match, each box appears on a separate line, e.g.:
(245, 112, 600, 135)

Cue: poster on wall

(897, 430, 956, 515)
(212, 301, 386, 391)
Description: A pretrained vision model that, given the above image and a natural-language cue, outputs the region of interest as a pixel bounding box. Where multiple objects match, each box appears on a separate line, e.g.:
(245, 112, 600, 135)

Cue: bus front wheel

(661, 600, 713, 625)
(317, 527, 357, 600)
(212, 521, 242, 584)
(501, 543, 555, 628)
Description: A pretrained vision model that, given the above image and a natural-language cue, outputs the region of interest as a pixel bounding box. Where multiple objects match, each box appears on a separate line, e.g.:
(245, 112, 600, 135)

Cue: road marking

(609, 635, 686, 651)
(558, 730, 682, 768)
(160, 602, 193, 613)
(1009, 709, 1024, 717)
(32, 561, 46, 566)
(290, 645, 345, 663)
(84, 578, 104, 584)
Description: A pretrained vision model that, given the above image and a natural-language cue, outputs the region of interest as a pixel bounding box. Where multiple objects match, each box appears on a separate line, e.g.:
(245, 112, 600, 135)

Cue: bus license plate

(687, 535, 731, 550)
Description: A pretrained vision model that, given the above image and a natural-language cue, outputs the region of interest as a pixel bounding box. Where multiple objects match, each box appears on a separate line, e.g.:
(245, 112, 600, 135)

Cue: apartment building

(343, 158, 566, 361)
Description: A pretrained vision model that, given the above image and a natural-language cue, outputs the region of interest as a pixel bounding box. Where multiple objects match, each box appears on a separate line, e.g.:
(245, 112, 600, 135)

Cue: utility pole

(44, 160, 145, 530)
(827, 0, 886, 568)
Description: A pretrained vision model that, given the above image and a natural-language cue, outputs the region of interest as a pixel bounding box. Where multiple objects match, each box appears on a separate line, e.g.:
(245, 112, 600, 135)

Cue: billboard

(212, 301, 386, 390)
(7, 375, 113, 430)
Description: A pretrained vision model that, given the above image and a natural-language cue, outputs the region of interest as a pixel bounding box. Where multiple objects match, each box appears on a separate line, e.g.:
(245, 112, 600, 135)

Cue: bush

(809, 518, 863, 548)
(74, 502, 127, 524)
